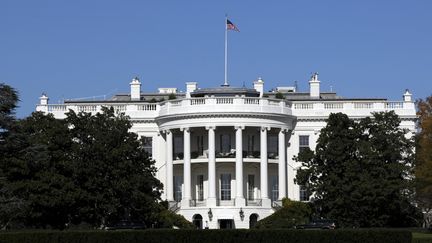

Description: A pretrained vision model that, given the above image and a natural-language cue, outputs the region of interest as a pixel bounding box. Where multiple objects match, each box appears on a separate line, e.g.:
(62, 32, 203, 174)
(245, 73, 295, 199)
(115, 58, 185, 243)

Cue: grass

(412, 232, 432, 243)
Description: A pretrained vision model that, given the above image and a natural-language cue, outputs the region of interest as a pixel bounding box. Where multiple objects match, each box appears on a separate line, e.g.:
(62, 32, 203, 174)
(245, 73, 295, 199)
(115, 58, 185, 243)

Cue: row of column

(165, 126, 287, 207)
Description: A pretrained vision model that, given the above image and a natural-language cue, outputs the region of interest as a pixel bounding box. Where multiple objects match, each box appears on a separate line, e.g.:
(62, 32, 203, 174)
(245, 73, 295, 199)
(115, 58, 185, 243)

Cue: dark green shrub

(168, 93, 176, 100)
(255, 198, 311, 229)
(275, 92, 284, 99)
(0, 229, 412, 243)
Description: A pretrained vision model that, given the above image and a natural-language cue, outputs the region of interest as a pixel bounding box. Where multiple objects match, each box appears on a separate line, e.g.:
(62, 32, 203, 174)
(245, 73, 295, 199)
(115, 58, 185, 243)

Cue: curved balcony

(158, 97, 292, 117)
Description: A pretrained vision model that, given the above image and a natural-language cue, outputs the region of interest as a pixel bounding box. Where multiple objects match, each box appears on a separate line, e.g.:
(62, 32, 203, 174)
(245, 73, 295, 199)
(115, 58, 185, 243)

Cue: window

(174, 136, 183, 159)
(141, 136, 153, 157)
(197, 175, 204, 201)
(196, 135, 204, 155)
(300, 185, 310, 201)
(247, 135, 255, 156)
(299, 135, 309, 153)
(220, 134, 231, 153)
(220, 174, 231, 200)
(268, 135, 278, 158)
(270, 175, 279, 202)
(174, 176, 183, 202)
(247, 175, 255, 200)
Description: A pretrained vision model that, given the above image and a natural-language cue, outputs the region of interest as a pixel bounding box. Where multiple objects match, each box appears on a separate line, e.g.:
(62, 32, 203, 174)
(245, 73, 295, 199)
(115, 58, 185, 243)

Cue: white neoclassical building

(36, 74, 416, 229)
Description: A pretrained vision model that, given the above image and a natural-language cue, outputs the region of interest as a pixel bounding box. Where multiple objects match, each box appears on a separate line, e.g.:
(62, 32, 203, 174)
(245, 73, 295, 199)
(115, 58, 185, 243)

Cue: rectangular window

(174, 176, 183, 202)
(268, 135, 278, 159)
(270, 175, 279, 202)
(248, 174, 255, 200)
(196, 135, 204, 155)
(299, 135, 310, 153)
(300, 185, 310, 201)
(174, 136, 183, 159)
(247, 135, 255, 156)
(141, 136, 153, 157)
(220, 174, 231, 200)
(220, 134, 231, 153)
(197, 175, 204, 201)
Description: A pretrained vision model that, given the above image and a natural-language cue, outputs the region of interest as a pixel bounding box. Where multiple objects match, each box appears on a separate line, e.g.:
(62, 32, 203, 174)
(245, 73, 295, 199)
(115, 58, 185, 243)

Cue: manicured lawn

(412, 233, 432, 243)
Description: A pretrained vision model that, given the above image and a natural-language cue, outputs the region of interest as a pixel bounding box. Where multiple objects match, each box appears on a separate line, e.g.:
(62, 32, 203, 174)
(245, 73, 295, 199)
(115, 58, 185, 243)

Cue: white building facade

(36, 74, 416, 229)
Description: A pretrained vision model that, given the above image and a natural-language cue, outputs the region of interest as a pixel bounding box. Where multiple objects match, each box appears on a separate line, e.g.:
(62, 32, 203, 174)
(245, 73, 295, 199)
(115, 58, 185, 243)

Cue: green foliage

(168, 93, 176, 100)
(295, 111, 421, 228)
(275, 92, 284, 99)
(0, 229, 413, 243)
(154, 209, 195, 229)
(0, 83, 19, 139)
(255, 199, 311, 229)
(416, 96, 432, 229)
(0, 107, 163, 229)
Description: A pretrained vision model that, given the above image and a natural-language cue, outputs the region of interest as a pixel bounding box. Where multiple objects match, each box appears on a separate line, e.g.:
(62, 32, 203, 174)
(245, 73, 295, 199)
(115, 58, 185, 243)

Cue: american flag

(226, 19, 240, 32)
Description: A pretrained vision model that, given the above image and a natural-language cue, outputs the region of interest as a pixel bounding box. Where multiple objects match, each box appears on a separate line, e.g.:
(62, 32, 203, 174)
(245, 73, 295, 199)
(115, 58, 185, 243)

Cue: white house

(36, 73, 416, 229)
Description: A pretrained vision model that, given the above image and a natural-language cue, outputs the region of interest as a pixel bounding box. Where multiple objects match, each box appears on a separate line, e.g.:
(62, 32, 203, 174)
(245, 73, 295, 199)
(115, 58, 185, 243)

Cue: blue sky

(2, 0, 431, 117)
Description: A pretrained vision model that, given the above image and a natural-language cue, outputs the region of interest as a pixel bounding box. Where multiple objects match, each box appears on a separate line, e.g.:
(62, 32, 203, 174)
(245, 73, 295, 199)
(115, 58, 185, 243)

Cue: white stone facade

(36, 75, 416, 229)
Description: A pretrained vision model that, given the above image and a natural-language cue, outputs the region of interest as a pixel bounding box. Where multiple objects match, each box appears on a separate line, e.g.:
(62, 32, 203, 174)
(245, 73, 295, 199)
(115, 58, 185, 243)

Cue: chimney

(39, 93, 49, 105)
(130, 77, 141, 101)
(253, 77, 264, 98)
(403, 89, 412, 102)
(186, 82, 197, 98)
(309, 72, 320, 98)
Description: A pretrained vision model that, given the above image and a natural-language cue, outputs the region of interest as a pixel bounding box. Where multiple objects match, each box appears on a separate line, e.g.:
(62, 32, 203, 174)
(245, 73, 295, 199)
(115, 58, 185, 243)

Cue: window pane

(220, 174, 231, 200)
(197, 175, 204, 201)
(248, 175, 255, 200)
(174, 176, 183, 202)
(142, 136, 153, 157)
(300, 185, 309, 201)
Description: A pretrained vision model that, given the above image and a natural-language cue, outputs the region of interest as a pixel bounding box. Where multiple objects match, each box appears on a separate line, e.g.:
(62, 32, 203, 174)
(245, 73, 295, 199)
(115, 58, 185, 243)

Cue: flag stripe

(226, 19, 240, 32)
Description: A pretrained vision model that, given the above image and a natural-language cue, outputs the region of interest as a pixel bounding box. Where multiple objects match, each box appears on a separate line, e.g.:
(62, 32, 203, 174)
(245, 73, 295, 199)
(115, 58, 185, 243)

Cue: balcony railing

(38, 97, 414, 120)
(246, 199, 262, 206)
(190, 199, 207, 207)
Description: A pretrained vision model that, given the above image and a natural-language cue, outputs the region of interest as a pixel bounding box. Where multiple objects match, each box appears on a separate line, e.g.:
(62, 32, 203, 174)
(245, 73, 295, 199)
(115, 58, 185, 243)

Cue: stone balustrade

(36, 97, 415, 120)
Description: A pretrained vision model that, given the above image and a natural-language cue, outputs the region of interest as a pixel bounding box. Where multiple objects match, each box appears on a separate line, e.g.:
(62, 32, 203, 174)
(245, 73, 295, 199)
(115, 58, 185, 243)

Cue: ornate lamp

(239, 207, 245, 221)
(208, 208, 213, 221)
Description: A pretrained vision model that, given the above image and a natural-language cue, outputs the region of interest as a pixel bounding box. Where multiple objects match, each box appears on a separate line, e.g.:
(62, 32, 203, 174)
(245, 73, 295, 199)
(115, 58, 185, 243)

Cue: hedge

(0, 229, 411, 243)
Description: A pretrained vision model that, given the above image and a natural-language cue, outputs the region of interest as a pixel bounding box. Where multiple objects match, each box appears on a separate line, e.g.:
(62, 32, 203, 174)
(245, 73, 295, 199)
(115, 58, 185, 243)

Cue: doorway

(219, 219, 234, 229)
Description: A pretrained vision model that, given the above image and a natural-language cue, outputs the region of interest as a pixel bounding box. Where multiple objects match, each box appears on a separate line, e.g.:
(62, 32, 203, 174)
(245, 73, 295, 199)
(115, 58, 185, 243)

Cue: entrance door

(219, 219, 234, 229)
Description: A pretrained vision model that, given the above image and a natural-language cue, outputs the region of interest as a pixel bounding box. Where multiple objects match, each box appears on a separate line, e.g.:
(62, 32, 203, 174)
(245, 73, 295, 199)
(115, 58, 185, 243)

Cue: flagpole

(224, 15, 228, 86)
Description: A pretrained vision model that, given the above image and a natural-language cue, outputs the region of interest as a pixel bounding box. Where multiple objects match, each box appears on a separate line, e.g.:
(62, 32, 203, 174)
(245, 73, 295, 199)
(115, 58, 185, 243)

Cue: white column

(278, 129, 286, 200)
(207, 126, 216, 207)
(235, 126, 245, 206)
(166, 130, 174, 201)
(260, 126, 271, 207)
(181, 127, 191, 208)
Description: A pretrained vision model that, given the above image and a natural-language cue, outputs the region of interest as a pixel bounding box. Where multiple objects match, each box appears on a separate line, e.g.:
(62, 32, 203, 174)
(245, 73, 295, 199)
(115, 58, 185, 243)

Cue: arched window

(249, 214, 259, 228)
(192, 214, 203, 229)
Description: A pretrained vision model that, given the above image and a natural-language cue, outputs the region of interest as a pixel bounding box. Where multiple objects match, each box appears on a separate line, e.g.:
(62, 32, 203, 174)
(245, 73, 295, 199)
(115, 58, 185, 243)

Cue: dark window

(270, 175, 279, 202)
(174, 176, 183, 202)
(220, 134, 231, 153)
(197, 175, 204, 201)
(197, 135, 204, 155)
(192, 214, 203, 229)
(142, 136, 153, 157)
(248, 174, 255, 200)
(221, 174, 231, 200)
(299, 135, 309, 153)
(247, 135, 255, 156)
(249, 214, 258, 228)
(300, 185, 310, 201)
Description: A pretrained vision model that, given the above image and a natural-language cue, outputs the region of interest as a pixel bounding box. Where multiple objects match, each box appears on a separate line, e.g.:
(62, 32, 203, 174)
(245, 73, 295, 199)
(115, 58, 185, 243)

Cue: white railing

(244, 98, 259, 104)
(324, 103, 344, 109)
(137, 104, 157, 111)
(385, 102, 404, 109)
(294, 103, 314, 109)
(190, 98, 206, 105)
(216, 98, 233, 104)
(354, 102, 373, 109)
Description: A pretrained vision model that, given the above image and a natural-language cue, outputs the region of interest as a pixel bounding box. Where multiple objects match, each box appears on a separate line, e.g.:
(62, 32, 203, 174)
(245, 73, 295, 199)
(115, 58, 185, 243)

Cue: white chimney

(186, 82, 197, 98)
(253, 77, 264, 97)
(36, 93, 49, 113)
(309, 72, 320, 98)
(403, 89, 412, 102)
(39, 93, 49, 105)
(130, 77, 141, 101)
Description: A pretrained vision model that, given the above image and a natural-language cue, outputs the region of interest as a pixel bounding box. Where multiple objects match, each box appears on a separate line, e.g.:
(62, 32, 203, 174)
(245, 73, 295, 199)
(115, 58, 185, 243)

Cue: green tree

(0, 112, 76, 229)
(0, 83, 19, 140)
(416, 96, 432, 228)
(296, 112, 421, 227)
(66, 107, 162, 228)
(255, 198, 311, 229)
